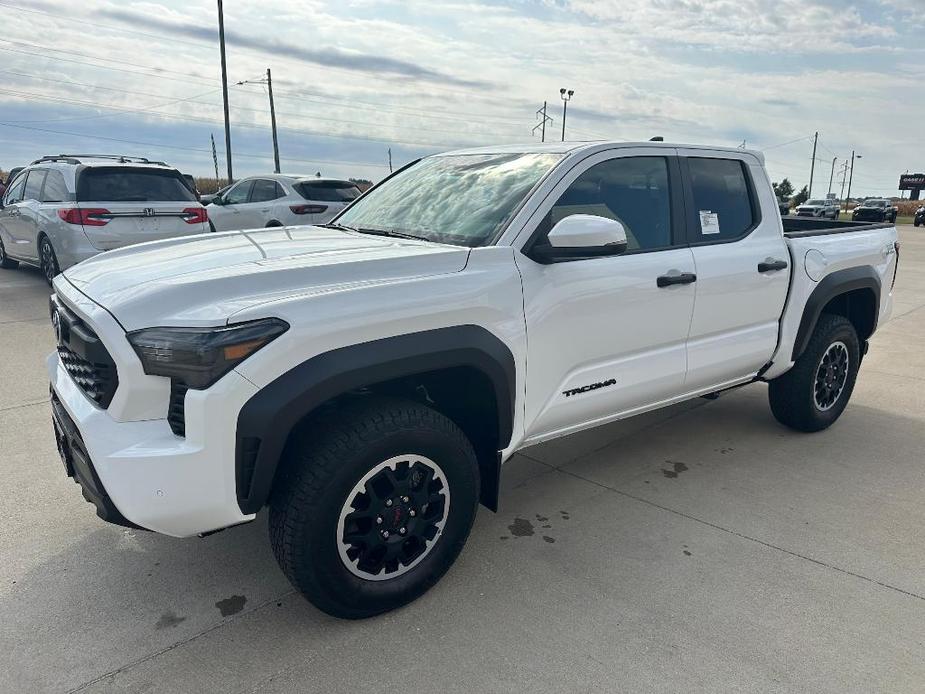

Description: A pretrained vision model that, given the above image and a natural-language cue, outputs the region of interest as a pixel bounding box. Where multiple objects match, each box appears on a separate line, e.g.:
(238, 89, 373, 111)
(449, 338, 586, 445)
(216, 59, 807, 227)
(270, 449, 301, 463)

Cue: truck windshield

(334, 152, 564, 247)
(806, 200, 825, 205)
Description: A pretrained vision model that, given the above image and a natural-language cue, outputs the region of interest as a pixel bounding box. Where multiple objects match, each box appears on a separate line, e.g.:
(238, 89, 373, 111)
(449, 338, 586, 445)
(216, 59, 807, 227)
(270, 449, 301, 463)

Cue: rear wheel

(39, 235, 60, 285)
(768, 314, 860, 432)
(269, 396, 480, 619)
(0, 237, 19, 269)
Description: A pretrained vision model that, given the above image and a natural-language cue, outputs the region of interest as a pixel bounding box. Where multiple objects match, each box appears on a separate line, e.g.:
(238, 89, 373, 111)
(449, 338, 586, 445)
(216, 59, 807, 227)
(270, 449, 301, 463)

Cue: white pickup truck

(48, 142, 899, 618)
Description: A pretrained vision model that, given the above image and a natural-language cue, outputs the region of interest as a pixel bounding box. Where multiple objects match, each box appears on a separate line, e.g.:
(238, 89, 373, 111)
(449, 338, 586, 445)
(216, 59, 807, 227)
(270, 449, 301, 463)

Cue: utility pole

(533, 101, 553, 142)
(559, 88, 574, 142)
(838, 160, 849, 204)
(236, 69, 281, 173)
(217, 0, 233, 183)
(210, 133, 220, 180)
(388, 148, 392, 173)
(827, 156, 837, 195)
(845, 151, 860, 211)
(266, 69, 280, 173)
(808, 131, 818, 197)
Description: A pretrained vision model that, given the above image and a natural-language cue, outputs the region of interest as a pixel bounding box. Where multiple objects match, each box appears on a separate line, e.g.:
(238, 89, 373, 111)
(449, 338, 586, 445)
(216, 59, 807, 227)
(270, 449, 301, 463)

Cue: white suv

(206, 174, 361, 231)
(0, 155, 208, 284)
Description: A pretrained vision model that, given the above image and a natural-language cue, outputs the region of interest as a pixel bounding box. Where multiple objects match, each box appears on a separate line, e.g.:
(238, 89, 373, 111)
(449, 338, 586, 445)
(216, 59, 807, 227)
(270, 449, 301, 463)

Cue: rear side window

(687, 158, 756, 241)
(76, 168, 197, 202)
(250, 179, 282, 203)
(24, 170, 46, 201)
(295, 181, 361, 202)
(41, 170, 69, 202)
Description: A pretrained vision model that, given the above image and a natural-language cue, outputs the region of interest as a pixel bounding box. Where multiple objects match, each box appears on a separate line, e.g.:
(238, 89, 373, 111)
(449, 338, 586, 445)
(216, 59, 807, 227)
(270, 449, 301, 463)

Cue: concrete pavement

(1, 228, 924, 693)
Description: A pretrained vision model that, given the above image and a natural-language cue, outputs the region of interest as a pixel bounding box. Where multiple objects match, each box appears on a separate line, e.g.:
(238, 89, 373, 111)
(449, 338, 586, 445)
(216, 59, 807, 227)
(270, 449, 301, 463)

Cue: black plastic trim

(791, 266, 881, 361)
(234, 325, 516, 515)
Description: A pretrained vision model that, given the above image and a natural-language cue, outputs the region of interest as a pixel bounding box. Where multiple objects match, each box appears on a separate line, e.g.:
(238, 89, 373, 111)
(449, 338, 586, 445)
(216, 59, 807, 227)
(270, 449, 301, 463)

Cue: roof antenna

(649, 136, 664, 142)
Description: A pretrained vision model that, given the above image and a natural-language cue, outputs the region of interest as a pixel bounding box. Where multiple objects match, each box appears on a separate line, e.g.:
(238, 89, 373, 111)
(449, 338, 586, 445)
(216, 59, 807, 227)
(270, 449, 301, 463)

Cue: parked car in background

(852, 198, 897, 223)
(914, 205, 925, 227)
(795, 198, 839, 219)
(200, 183, 231, 206)
(0, 154, 208, 284)
(207, 174, 362, 232)
(777, 197, 790, 216)
(47, 141, 899, 618)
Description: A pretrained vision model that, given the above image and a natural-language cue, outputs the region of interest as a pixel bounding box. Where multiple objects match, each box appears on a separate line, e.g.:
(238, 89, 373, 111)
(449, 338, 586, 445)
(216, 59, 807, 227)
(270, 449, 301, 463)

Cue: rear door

(16, 169, 47, 260)
(75, 167, 206, 250)
(247, 178, 285, 227)
(678, 151, 791, 391)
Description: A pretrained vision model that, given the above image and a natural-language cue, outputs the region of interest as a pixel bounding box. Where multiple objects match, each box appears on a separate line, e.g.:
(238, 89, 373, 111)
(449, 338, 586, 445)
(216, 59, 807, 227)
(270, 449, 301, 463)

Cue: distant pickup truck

(48, 142, 899, 619)
(852, 198, 898, 224)
(796, 197, 840, 219)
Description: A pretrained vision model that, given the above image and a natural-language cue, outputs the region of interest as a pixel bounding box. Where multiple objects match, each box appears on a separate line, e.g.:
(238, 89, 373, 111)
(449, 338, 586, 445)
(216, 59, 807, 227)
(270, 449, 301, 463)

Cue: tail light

(892, 241, 900, 291)
(58, 208, 110, 226)
(289, 204, 327, 215)
(181, 207, 208, 224)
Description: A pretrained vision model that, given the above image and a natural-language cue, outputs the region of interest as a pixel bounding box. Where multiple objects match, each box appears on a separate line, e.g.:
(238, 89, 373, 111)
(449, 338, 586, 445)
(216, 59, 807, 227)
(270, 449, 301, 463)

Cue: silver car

(0, 155, 208, 284)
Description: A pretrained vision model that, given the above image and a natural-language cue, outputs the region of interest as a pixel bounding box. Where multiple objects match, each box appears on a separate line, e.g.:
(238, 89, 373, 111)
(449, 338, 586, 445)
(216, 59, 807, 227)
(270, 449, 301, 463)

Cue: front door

(211, 179, 254, 231)
(517, 150, 697, 443)
(677, 151, 791, 391)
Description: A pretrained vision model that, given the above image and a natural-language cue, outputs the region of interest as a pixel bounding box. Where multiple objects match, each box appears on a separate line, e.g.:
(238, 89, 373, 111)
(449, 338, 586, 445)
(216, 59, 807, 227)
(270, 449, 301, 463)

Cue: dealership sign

(899, 173, 925, 190)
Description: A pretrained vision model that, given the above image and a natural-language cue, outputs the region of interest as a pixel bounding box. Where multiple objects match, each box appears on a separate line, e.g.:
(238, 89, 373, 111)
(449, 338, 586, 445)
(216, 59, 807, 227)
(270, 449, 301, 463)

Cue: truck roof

(439, 140, 765, 164)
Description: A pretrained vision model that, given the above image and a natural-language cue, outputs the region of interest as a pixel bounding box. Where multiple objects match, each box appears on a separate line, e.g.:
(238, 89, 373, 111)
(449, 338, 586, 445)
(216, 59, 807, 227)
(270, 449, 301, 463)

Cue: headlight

(127, 318, 289, 389)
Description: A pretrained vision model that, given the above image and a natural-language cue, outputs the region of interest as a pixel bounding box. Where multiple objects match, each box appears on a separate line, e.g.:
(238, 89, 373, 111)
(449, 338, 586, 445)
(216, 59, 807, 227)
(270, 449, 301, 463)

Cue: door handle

(657, 272, 697, 287)
(758, 259, 788, 273)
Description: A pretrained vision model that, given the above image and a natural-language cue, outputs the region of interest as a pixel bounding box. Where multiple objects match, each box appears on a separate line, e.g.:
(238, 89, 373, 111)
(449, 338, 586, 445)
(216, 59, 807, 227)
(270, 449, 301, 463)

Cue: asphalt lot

(1, 226, 924, 693)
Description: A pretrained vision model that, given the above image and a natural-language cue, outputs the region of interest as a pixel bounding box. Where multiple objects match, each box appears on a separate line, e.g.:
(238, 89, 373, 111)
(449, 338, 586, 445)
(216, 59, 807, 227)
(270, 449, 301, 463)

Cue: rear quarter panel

(763, 225, 898, 379)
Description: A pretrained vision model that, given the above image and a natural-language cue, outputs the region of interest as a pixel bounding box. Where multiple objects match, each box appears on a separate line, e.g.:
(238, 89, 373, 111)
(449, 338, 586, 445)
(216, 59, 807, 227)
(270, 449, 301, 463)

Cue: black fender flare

(234, 325, 516, 514)
(791, 266, 880, 361)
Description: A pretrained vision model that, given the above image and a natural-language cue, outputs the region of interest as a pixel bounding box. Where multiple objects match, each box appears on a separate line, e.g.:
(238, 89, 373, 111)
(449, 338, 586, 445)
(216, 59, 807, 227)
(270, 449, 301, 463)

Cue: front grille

(168, 380, 188, 437)
(58, 346, 116, 407)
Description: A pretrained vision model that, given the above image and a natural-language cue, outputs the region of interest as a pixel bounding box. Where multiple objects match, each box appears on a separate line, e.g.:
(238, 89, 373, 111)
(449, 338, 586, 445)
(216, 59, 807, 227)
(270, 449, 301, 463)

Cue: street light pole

(217, 0, 233, 183)
(559, 88, 574, 142)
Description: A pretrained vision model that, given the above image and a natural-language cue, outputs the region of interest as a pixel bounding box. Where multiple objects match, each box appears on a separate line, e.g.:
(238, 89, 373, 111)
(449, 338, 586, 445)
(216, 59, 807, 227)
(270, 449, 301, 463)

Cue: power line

(0, 121, 391, 169)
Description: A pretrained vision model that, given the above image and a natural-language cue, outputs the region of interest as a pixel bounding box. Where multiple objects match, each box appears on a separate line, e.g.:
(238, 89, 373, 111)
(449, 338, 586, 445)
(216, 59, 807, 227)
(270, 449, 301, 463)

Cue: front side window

(4, 173, 26, 204)
(23, 170, 46, 202)
(687, 157, 755, 241)
(77, 168, 197, 202)
(536, 156, 671, 253)
(223, 180, 253, 205)
(336, 152, 564, 247)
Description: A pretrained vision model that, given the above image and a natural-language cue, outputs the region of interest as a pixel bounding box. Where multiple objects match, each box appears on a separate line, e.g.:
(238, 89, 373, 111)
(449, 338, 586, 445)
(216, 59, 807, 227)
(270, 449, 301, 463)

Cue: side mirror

(210, 195, 224, 206)
(531, 214, 628, 262)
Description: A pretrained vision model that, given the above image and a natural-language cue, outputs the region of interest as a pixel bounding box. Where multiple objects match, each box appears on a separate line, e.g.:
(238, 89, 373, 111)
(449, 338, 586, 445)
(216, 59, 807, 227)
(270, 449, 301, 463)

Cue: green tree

(772, 178, 794, 200)
(791, 185, 809, 206)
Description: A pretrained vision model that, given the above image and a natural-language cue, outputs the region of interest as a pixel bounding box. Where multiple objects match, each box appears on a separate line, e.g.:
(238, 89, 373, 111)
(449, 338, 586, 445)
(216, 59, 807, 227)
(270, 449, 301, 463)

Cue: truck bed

(782, 217, 893, 238)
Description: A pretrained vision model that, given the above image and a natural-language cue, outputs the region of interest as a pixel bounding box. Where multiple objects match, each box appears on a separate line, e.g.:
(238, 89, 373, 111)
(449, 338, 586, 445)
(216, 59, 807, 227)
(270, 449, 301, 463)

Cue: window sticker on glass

(699, 210, 720, 234)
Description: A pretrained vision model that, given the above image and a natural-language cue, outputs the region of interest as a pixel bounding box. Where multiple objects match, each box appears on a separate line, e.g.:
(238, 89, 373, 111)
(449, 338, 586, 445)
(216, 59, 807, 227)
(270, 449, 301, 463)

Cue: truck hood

(62, 226, 471, 330)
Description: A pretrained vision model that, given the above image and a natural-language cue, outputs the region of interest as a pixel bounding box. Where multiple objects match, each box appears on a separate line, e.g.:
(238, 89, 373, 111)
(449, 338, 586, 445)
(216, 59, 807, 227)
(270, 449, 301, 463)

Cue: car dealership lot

(2, 227, 924, 693)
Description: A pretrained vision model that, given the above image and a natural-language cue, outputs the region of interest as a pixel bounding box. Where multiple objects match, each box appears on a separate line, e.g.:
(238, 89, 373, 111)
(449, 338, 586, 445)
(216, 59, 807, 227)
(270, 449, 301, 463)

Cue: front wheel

(39, 236, 60, 285)
(269, 397, 480, 619)
(0, 237, 19, 269)
(768, 314, 860, 432)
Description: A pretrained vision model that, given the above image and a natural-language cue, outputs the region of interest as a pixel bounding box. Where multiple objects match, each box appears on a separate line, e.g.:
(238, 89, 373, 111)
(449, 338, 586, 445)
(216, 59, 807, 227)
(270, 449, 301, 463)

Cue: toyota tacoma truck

(47, 142, 899, 619)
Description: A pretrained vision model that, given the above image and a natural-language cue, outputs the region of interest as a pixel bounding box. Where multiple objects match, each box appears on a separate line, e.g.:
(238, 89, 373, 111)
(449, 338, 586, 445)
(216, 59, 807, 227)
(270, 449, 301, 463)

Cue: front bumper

(48, 350, 260, 537)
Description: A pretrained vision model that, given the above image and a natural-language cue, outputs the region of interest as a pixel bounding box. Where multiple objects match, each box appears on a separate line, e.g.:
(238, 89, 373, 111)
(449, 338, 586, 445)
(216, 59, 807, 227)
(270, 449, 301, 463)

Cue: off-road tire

(768, 314, 860, 432)
(269, 396, 480, 619)
(0, 237, 18, 269)
(39, 235, 60, 286)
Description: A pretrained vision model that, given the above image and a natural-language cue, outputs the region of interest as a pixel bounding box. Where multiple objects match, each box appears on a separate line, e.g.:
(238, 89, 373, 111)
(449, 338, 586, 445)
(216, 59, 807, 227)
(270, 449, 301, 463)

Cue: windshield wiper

(354, 227, 431, 242)
(320, 221, 360, 232)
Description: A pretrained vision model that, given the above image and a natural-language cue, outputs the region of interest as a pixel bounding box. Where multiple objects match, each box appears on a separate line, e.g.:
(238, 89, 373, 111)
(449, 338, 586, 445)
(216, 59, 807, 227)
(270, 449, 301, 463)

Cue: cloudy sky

(0, 0, 921, 196)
